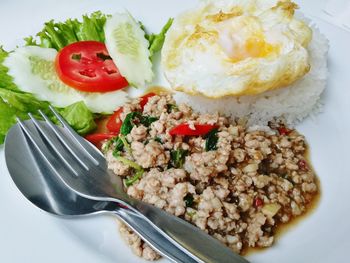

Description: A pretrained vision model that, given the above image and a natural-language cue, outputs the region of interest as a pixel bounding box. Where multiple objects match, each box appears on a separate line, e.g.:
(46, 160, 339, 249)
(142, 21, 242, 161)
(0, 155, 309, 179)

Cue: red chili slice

(140, 92, 156, 110)
(278, 127, 292, 136)
(254, 197, 264, 208)
(169, 124, 218, 136)
(106, 108, 124, 133)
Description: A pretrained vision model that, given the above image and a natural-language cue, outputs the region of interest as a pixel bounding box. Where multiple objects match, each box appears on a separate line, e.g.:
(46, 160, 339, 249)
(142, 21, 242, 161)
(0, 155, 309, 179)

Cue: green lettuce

(0, 98, 20, 144)
(0, 48, 96, 144)
(0, 87, 97, 144)
(24, 11, 109, 50)
(24, 11, 172, 57)
(0, 47, 19, 92)
(59, 101, 97, 135)
(146, 18, 173, 58)
(0, 91, 53, 144)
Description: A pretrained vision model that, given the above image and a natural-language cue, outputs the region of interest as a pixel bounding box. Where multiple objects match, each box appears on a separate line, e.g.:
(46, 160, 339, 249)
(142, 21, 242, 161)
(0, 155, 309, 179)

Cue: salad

(0, 11, 173, 145)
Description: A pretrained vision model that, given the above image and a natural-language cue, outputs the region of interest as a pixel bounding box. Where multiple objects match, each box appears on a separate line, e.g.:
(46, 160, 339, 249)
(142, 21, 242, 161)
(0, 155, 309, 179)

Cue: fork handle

(112, 207, 198, 263)
(130, 200, 249, 263)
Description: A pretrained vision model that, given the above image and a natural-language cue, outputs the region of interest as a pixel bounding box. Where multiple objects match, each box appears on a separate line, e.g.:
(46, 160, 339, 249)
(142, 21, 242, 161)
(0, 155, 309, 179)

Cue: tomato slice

(85, 133, 117, 148)
(55, 41, 128, 92)
(140, 92, 156, 110)
(106, 107, 123, 133)
(169, 124, 218, 136)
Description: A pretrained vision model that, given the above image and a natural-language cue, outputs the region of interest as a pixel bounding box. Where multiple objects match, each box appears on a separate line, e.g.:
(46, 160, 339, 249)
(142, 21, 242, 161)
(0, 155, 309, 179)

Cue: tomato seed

(103, 67, 117, 75)
(79, 68, 96, 78)
(80, 57, 94, 65)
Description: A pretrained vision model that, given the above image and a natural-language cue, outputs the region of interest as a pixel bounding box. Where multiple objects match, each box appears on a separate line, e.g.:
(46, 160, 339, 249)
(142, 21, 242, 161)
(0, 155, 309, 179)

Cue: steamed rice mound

(173, 20, 328, 126)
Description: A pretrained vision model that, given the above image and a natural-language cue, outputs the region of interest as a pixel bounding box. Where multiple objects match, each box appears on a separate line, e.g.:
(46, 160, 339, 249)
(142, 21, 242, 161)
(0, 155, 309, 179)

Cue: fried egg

(161, 0, 313, 98)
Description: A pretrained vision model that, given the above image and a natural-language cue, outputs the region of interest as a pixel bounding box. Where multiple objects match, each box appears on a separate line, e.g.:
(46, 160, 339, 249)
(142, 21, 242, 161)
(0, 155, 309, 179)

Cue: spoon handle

(130, 200, 250, 263)
(112, 207, 198, 263)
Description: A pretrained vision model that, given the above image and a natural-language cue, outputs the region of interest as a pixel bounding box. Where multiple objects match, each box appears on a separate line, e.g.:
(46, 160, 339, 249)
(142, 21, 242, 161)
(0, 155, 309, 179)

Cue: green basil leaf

(204, 128, 219, 151)
(170, 149, 188, 168)
(184, 193, 194, 207)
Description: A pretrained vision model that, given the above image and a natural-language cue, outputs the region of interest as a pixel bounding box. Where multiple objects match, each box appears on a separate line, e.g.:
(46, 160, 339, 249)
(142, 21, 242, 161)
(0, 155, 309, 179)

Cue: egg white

(162, 0, 312, 98)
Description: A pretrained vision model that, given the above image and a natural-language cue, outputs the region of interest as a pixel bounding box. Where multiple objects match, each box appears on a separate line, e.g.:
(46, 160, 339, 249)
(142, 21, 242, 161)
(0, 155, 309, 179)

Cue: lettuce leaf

(24, 11, 109, 50)
(0, 98, 21, 144)
(145, 18, 173, 58)
(0, 47, 19, 92)
(24, 11, 172, 57)
(0, 48, 96, 144)
(0, 87, 97, 143)
(59, 101, 97, 135)
(0, 91, 53, 144)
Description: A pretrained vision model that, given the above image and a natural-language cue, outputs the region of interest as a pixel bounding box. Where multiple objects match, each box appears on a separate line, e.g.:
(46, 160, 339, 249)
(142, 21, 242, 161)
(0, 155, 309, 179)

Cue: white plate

(1, 0, 349, 262)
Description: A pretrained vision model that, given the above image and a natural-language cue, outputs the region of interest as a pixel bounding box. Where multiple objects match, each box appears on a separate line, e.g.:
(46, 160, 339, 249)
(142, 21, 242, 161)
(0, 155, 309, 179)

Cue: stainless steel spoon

(4, 121, 200, 263)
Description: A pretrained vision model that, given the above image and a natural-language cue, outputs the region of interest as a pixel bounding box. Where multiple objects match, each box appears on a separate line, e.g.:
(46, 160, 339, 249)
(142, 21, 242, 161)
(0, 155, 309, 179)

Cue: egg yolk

(229, 35, 279, 62)
(216, 17, 280, 62)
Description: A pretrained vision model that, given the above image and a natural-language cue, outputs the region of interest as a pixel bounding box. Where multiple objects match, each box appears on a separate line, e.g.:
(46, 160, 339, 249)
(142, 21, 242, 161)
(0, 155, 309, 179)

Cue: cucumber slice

(104, 12, 153, 88)
(4, 46, 129, 113)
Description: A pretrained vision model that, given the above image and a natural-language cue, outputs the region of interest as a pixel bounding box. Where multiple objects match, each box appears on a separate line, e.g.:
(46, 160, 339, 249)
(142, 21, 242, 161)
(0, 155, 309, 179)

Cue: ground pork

(104, 94, 319, 260)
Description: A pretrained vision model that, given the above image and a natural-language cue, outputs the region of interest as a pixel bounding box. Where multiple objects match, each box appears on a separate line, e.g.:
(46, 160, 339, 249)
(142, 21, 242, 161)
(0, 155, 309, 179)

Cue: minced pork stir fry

(103, 93, 318, 260)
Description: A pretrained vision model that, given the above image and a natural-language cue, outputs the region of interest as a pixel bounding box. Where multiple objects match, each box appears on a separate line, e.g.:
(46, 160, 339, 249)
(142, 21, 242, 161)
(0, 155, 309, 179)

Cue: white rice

(173, 18, 329, 127)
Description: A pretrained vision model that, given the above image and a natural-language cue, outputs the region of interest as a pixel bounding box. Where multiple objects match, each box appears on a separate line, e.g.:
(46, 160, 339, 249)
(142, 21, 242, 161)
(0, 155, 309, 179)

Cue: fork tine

(28, 113, 86, 176)
(36, 111, 91, 171)
(16, 118, 79, 177)
(48, 106, 102, 165)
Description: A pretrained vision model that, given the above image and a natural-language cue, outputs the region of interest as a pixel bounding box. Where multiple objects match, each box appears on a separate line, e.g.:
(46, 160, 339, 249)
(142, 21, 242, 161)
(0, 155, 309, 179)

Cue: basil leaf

(125, 169, 144, 187)
(184, 193, 194, 207)
(167, 104, 178, 113)
(112, 136, 124, 153)
(120, 112, 139, 135)
(140, 116, 158, 127)
(154, 136, 163, 144)
(121, 112, 158, 136)
(170, 149, 188, 168)
(204, 128, 219, 151)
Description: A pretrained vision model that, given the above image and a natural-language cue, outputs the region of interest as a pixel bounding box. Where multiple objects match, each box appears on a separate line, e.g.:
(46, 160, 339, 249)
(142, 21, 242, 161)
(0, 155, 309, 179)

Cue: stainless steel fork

(17, 106, 249, 263)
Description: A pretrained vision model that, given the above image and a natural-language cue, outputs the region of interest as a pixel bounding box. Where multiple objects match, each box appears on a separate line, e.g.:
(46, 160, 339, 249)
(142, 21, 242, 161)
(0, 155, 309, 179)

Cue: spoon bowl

(5, 120, 100, 216)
